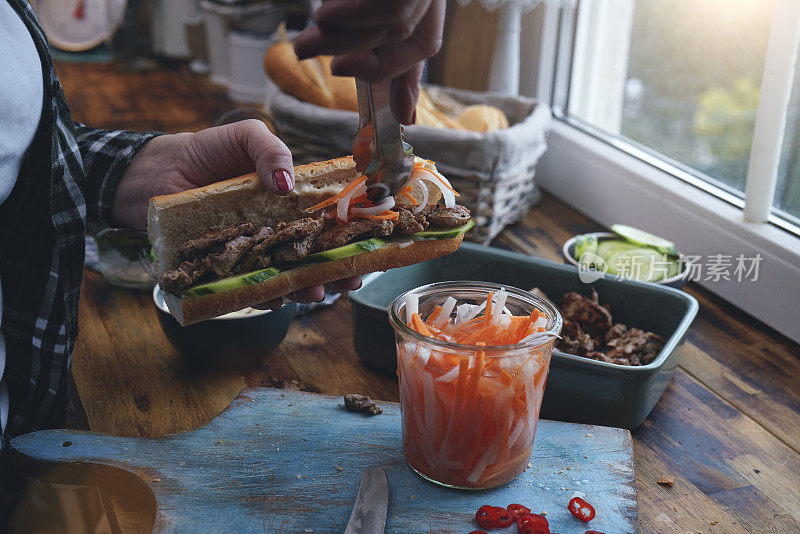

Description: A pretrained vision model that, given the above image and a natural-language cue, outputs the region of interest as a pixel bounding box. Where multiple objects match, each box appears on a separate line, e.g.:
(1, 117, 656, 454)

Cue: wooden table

(44, 61, 800, 533)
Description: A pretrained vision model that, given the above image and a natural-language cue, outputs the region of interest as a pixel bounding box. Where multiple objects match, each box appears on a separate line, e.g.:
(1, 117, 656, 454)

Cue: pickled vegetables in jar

(389, 282, 563, 489)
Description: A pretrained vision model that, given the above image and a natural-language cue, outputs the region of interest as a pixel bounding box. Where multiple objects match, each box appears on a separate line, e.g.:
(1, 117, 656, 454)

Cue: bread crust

(172, 235, 463, 325)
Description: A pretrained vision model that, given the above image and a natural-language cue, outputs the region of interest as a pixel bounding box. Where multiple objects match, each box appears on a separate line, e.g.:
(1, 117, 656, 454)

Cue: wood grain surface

(12, 389, 637, 534)
(35, 61, 800, 533)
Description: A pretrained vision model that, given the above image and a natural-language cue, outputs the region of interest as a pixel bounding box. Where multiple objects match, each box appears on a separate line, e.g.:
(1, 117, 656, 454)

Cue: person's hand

(293, 0, 446, 125)
(111, 120, 362, 308)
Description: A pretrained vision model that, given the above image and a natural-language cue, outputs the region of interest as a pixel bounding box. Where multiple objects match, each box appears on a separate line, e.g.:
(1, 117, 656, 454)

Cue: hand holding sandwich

(111, 119, 362, 308)
(293, 0, 446, 125)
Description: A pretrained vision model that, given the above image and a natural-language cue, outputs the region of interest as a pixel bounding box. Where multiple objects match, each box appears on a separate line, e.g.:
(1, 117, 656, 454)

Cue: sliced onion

(336, 183, 366, 222)
(432, 296, 457, 329)
(350, 196, 395, 217)
(533, 315, 548, 330)
(408, 177, 429, 214)
(411, 167, 456, 209)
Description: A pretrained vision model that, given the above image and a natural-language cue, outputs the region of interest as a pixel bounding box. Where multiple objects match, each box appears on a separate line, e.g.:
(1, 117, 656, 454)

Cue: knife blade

(355, 80, 414, 203)
(343, 466, 389, 534)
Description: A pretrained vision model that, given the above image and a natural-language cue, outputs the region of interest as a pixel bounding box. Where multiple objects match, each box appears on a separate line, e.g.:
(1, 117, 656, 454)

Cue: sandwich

(148, 156, 473, 325)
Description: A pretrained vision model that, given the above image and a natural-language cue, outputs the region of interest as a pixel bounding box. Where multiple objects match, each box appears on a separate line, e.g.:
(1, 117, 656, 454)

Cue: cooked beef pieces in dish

(531, 287, 665, 366)
(159, 204, 470, 292)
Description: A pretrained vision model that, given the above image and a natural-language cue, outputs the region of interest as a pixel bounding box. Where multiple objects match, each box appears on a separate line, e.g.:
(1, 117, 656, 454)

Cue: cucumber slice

(179, 221, 474, 298)
(611, 224, 677, 255)
(597, 240, 641, 261)
(408, 220, 475, 240)
(182, 267, 281, 297)
(304, 237, 386, 263)
(574, 234, 598, 259)
(606, 248, 668, 282)
(666, 257, 681, 279)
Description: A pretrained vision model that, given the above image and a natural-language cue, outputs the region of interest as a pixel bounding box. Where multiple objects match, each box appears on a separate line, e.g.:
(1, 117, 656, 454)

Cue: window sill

(535, 119, 800, 344)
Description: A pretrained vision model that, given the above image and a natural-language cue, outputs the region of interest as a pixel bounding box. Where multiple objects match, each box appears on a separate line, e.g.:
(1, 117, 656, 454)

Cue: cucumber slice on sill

(611, 224, 677, 255)
(574, 234, 598, 259)
(606, 248, 681, 282)
(182, 267, 281, 297)
(596, 240, 641, 260)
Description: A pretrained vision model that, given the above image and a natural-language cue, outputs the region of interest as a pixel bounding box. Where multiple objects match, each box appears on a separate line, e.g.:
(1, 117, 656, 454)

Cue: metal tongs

(355, 80, 414, 203)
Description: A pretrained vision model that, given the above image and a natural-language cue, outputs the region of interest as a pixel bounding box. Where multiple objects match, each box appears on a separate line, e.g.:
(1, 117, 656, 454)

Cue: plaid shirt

(1, 0, 162, 438)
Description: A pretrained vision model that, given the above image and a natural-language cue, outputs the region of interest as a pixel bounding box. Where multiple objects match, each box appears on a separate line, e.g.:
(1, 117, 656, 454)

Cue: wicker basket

(267, 86, 551, 243)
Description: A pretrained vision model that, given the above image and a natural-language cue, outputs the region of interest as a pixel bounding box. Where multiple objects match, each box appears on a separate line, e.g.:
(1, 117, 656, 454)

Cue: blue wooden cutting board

(11, 388, 636, 533)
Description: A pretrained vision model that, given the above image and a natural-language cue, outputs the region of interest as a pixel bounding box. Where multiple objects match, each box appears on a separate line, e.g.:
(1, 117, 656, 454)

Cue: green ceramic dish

(349, 242, 698, 429)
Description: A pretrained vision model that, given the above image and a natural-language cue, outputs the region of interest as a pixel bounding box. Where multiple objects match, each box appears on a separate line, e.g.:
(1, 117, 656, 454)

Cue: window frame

(522, 0, 800, 343)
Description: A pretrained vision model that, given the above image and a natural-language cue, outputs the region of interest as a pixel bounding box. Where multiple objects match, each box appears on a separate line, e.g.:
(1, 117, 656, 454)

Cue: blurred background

(35, 0, 800, 226)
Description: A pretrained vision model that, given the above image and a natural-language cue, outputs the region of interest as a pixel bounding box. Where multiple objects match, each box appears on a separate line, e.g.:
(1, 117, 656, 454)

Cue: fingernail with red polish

(273, 170, 293, 192)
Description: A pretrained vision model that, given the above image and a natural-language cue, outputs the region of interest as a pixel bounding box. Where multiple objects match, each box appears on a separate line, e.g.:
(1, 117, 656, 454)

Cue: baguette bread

(262, 42, 509, 131)
(148, 156, 464, 325)
(263, 42, 358, 111)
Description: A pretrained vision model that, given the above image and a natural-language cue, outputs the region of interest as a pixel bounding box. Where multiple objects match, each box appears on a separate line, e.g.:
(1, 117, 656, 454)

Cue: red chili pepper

(475, 505, 499, 529)
(517, 513, 550, 534)
(493, 506, 514, 528)
(568, 497, 596, 522)
(507, 503, 531, 517)
(468, 531, 488, 534)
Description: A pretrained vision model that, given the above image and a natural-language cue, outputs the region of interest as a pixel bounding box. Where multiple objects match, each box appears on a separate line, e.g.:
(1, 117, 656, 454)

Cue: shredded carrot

(482, 292, 494, 327)
(512, 309, 539, 343)
(400, 190, 419, 206)
(426, 306, 443, 326)
(411, 313, 433, 337)
(458, 325, 498, 345)
(350, 193, 369, 205)
(360, 211, 399, 220)
(305, 174, 368, 213)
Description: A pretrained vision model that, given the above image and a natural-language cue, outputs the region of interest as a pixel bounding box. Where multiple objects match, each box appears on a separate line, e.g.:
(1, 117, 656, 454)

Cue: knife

(355, 80, 414, 203)
(343, 466, 389, 534)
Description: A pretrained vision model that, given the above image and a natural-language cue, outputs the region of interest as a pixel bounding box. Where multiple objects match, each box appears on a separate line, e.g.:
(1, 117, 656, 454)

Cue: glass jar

(389, 281, 562, 490)
(93, 231, 153, 291)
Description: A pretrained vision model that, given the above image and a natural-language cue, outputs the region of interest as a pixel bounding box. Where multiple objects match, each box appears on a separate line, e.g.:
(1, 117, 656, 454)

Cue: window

(776, 54, 800, 225)
(531, 0, 800, 343)
(553, 0, 800, 232)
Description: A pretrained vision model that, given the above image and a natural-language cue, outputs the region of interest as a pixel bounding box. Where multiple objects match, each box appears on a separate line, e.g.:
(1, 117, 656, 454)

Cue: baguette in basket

(148, 156, 473, 325)
(263, 37, 508, 132)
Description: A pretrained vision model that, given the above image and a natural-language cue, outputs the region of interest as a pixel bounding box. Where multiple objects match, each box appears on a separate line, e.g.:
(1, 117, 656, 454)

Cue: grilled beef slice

(207, 235, 254, 277)
(313, 219, 394, 251)
(176, 223, 255, 263)
(421, 205, 471, 227)
(160, 256, 212, 292)
(250, 217, 324, 257)
(395, 208, 428, 234)
(272, 235, 317, 265)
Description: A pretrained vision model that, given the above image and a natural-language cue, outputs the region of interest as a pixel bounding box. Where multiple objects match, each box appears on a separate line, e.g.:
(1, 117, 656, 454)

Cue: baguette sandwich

(148, 156, 473, 325)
